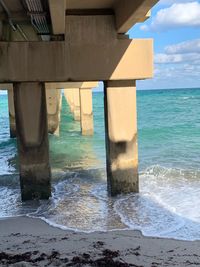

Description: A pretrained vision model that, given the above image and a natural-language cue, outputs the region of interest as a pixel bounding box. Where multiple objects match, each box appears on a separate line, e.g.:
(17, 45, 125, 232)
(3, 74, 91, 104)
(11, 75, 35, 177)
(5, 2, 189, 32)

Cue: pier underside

(0, 0, 158, 200)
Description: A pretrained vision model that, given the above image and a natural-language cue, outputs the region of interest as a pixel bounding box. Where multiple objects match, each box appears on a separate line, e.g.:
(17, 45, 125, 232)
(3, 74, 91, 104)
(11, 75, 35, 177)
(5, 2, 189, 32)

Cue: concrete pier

(0, 0, 158, 200)
(46, 88, 62, 136)
(104, 81, 138, 196)
(64, 89, 75, 113)
(5, 85, 63, 137)
(63, 83, 97, 134)
(80, 88, 94, 136)
(13, 82, 51, 201)
(7, 86, 16, 138)
(73, 88, 81, 121)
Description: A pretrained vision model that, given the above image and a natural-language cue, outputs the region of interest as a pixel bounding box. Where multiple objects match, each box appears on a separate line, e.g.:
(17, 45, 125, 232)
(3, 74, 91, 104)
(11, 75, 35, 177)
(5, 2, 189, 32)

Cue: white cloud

(165, 39, 200, 54)
(141, 2, 200, 31)
(159, 0, 195, 5)
(137, 61, 200, 89)
(155, 52, 200, 64)
(154, 64, 200, 79)
(150, 38, 200, 89)
(155, 39, 200, 64)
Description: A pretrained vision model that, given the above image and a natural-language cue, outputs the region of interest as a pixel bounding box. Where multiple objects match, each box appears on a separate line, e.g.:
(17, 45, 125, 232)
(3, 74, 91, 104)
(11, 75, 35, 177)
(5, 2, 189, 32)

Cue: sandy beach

(0, 216, 199, 266)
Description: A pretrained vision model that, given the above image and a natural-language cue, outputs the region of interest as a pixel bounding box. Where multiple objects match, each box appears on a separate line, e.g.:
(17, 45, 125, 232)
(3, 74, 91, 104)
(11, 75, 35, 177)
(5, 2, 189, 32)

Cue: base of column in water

(104, 80, 139, 196)
(81, 113, 94, 135)
(107, 158, 139, 196)
(48, 114, 60, 136)
(82, 128, 94, 136)
(20, 163, 51, 201)
(73, 108, 81, 121)
(9, 115, 16, 138)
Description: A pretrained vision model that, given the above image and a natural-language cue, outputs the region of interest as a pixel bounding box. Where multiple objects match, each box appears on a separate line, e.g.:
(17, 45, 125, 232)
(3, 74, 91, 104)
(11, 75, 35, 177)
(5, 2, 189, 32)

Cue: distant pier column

(73, 88, 81, 121)
(104, 80, 138, 196)
(63, 89, 70, 106)
(80, 88, 94, 135)
(64, 89, 74, 113)
(7, 86, 16, 138)
(46, 88, 62, 136)
(13, 82, 51, 201)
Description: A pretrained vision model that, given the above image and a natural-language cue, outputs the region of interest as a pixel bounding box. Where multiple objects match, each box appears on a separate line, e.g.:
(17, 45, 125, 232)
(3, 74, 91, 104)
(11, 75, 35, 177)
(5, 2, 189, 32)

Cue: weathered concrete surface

(0, 0, 158, 35)
(104, 80, 138, 196)
(80, 88, 94, 136)
(48, 0, 158, 34)
(49, 0, 66, 35)
(13, 82, 51, 201)
(0, 16, 153, 82)
(46, 88, 62, 135)
(73, 88, 81, 121)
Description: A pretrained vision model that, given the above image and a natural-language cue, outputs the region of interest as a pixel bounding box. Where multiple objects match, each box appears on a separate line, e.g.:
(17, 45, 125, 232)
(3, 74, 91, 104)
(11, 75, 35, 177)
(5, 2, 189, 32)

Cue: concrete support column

(73, 88, 81, 121)
(64, 89, 74, 113)
(80, 88, 94, 135)
(0, 22, 2, 40)
(104, 80, 138, 196)
(13, 82, 51, 201)
(7, 86, 16, 138)
(46, 88, 62, 136)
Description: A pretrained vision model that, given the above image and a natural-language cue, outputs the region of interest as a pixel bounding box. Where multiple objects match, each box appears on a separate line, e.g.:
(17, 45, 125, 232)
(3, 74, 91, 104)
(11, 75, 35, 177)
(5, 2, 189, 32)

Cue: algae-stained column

(73, 88, 81, 121)
(7, 86, 16, 138)
(104, 80, 138, 196)
(46, 88, 62, 136)
(80, 88, 94, 136)
(13, 82, 51, 201)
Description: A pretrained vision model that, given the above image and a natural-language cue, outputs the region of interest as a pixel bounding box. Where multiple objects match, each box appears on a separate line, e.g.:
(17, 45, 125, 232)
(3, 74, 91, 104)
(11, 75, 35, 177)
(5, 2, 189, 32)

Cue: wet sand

(0, 216, 199, 266)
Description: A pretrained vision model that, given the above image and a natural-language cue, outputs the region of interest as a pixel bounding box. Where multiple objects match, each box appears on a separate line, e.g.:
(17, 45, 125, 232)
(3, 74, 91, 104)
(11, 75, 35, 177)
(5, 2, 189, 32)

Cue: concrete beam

(0, 16, 153, 82)
(0, 39, 152, 82)
(114, 0, 159, 33)
(104, 80, 138, 196)
(138, 10, 151, 23)
(0, 84, 13, 90)
(49, 0, 66, 35)
(46, 82, 98, 90)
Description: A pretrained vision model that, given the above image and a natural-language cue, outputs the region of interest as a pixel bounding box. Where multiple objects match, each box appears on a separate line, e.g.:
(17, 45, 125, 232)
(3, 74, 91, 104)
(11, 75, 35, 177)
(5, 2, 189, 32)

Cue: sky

(130, 0, 200, 90)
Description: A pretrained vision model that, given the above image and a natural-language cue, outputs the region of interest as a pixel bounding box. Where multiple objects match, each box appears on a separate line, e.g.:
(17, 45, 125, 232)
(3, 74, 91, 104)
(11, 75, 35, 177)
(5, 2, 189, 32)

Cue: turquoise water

(1, 88, 200, 240)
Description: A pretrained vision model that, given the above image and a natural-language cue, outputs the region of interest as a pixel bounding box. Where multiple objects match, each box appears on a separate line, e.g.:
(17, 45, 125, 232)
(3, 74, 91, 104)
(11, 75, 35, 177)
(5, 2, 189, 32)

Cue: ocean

(1, 88, 200, 241)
